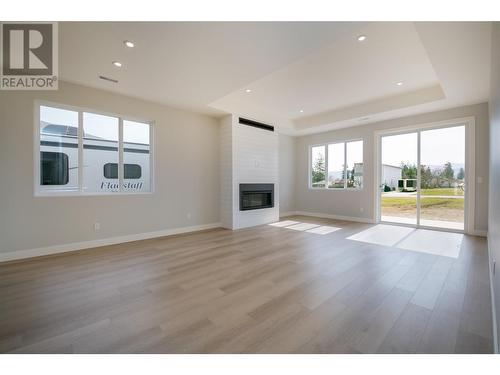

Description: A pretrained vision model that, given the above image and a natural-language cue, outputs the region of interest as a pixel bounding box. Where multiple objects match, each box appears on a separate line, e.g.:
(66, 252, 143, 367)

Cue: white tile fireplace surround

(220, 115, 279, 229)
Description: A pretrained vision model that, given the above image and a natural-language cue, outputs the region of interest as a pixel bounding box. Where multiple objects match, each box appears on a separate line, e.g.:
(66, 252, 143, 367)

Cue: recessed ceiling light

(112, 61, 123, 68)
(299, 110, 304, 113)
(357, 35, 367, 42)
(396, 81, 403, 86)
(124, 40, 135, 48)
(245, 89, 252, 93)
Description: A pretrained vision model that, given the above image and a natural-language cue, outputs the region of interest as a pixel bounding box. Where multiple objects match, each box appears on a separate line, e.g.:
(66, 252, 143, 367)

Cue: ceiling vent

(99, 75, 118, 83)
(238, 117, 274, 132)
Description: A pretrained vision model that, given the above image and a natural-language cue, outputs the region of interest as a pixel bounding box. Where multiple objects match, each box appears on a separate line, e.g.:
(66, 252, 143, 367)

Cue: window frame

(34, 100, 155, 197)
(308, 138, 364, 191)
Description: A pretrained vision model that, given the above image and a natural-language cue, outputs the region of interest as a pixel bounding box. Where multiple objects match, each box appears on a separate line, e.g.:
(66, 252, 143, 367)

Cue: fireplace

(239, 183, 274, 211)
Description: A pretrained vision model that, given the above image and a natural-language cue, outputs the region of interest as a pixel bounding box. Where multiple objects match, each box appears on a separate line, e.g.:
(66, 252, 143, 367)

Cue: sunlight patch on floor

(269, 220, 299, 227)
(347, 224, 463, 258)
(305, 226, 341, 235)
(286, 223, 322, 231)
(397, 229, 463, 258)
(347, 225, 414, 247)
(268, 221, 341, 235)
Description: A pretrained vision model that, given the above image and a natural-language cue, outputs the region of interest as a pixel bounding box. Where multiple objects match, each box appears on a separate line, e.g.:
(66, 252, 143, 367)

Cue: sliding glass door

(381, 132, 418, 225)
(379, 124, 466, 231)
(419, 126, 465, 230)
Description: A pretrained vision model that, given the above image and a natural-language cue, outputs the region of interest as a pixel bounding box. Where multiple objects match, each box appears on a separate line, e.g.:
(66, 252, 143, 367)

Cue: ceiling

(59, 22, 492, 135)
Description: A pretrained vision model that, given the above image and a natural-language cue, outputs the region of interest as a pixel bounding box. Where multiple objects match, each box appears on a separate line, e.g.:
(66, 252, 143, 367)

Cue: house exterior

(382, 164, 402, 189)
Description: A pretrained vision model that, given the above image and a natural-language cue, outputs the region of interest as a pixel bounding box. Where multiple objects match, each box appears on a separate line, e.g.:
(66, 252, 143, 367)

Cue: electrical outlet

(94, 222, 100, 231)
(360, 207, 364, 213)
(187, 213, 192, 220)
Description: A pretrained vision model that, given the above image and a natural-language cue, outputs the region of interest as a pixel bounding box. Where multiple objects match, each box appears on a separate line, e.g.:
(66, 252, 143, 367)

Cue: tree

(432, 168, 442, 187)
(457, 167, 465, 180)
(312, 153, 325, 184)
(347, 166, 355, 187)
(420, 165, 433, 189)
(401, 163, 417, 179)
(441, 162, 455, 187)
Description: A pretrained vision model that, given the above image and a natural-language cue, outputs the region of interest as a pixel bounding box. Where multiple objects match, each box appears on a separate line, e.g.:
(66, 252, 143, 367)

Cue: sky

(41, 106, 150, 144)
(382, 125, 465, 168)
(83, 112, 119, 141)
(346, 140, 363, 170)
(40, 105, 78, 128)
(328, 142, 344, 172)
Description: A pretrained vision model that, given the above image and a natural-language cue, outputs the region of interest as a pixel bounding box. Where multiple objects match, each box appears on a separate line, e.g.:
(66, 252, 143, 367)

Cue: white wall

(219, 115, 233, 229)
(488, 21, 500, 352)
(219, 115, 279, 229)
(295, 102, 489, 232)
(279, 134, 296, 214)
(232, 120, 279, 229)
(0, 81, 220, 257)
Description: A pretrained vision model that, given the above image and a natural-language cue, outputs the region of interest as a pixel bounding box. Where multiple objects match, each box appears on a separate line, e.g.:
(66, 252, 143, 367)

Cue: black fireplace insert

(239, 183, 274, 211)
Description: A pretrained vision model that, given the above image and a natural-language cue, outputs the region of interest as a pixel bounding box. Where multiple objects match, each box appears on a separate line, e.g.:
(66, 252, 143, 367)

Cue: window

(327, 143, 345, 188)
(346, 140, 363, 189)
(83, 112, 119, 193)
(311, 145, 326, 188)
(36, 103, 153, 195)
(123, 120, 151, 192)
(39, 105, 79, 193)
(103, 163, 142, 179)
(310, 140, 363, 189)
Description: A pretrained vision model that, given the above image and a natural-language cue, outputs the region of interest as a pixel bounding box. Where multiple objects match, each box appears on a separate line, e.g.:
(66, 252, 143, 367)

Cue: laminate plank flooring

(0, 216, 493, 353)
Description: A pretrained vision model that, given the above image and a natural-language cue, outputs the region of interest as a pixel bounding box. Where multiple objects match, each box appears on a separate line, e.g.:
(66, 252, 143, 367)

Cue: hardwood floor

(0, 216, 493, 354)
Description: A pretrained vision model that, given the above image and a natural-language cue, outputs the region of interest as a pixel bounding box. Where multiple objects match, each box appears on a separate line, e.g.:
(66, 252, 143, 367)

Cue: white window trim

(308, 138, 364, 191)
(34, 100, 155, 197)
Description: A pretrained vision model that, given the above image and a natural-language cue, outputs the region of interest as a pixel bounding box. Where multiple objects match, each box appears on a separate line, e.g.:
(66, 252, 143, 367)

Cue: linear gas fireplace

(239, 183, 274, 211)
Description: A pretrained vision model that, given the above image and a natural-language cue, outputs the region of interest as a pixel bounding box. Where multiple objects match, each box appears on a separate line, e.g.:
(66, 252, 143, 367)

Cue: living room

(1, 2, 500, 373)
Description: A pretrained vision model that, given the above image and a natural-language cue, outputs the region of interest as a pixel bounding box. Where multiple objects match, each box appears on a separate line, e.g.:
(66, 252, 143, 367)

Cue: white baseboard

(291, 210, 375, 224)
(0, 222, 222, 263)
(487, 234, 499, 354)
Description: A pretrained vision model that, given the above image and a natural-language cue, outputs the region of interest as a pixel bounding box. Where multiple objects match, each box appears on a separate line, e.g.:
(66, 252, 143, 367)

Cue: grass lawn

(381, 196, 464, 222)
(381, 196, 464, 209)
(420, 188, 464, 196)
(381, 190, 464, 222)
